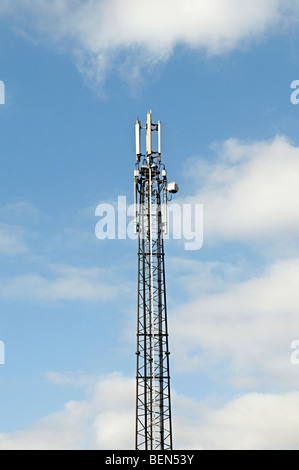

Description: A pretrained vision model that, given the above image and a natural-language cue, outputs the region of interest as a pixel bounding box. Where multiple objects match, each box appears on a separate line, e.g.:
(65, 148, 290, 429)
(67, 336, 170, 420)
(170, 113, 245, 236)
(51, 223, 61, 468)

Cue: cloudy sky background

(1, 0, 299, 449)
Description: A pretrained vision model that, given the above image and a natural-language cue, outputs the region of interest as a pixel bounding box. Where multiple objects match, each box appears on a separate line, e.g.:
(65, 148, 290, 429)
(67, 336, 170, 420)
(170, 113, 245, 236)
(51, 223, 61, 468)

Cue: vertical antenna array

(134, 112, 178, 450)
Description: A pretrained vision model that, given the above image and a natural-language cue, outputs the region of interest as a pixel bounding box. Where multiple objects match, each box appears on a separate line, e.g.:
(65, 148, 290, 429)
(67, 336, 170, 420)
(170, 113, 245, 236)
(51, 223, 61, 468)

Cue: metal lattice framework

(134, 112, 175, 450)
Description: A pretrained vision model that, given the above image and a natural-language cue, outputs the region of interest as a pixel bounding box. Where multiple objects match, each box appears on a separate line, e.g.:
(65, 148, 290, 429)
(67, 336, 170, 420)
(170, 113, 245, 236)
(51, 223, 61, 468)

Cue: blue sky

(1, 0, 299, 449)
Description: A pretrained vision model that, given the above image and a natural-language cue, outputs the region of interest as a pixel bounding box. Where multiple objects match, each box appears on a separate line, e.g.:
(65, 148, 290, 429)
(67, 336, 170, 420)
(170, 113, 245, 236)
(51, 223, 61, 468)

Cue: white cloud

(0, 400, 92, 450)
(44, 371, 96, 388)
(167, 135, 299, 389)
(0, 201, 41, 219)
(91, 373, 135, 449)
(45, 371, 136, 449)
(0, 201, 133, 302)
(1, 372, 299, 450)
(183, 135, 299, 243)
(0, 372, 135, 450)
(0, 263, 127, 302)
(171, 257, 299, 389)
(0, 224, 28, 255)
(174, 391, 299, 450)
(167, 256, 246, 297)
(0, 0, 298, 86)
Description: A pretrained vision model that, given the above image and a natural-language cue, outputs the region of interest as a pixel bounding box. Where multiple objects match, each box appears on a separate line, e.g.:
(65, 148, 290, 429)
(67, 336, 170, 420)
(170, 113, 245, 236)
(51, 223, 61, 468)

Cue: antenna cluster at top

(135, 111, 161, 163)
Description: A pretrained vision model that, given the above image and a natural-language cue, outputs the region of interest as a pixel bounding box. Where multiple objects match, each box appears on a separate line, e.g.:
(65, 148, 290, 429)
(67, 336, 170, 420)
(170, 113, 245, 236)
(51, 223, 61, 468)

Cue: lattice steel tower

(134, 112, 179, 450)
